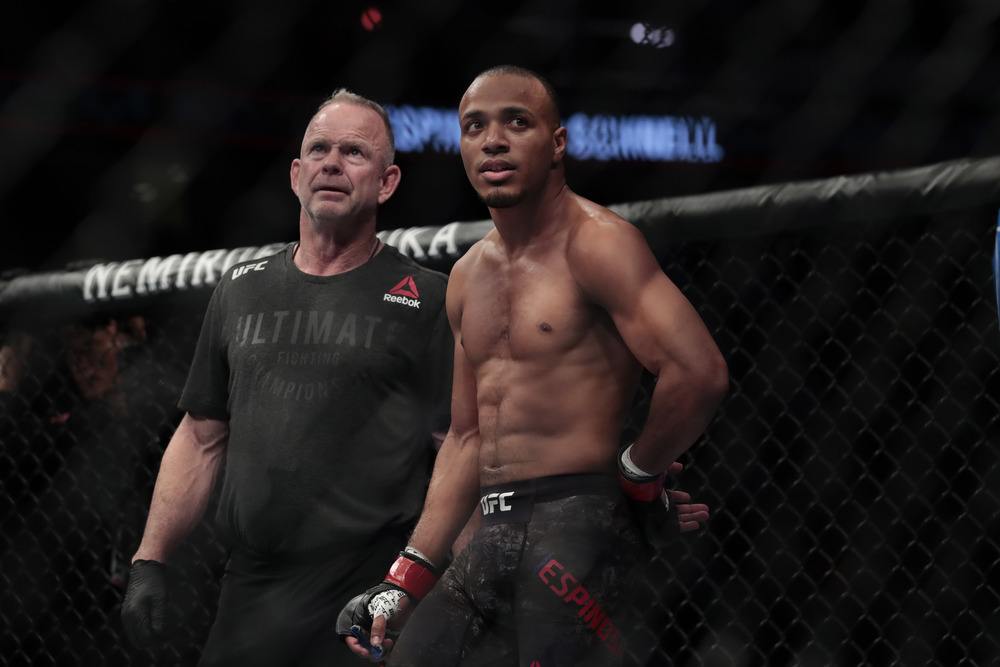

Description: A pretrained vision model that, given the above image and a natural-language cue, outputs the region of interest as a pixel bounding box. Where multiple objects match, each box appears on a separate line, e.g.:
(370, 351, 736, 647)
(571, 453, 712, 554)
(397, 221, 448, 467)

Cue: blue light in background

(565, 113, 723, 162)
(385, 105, 724, 163)
(386, 106, 460, 153)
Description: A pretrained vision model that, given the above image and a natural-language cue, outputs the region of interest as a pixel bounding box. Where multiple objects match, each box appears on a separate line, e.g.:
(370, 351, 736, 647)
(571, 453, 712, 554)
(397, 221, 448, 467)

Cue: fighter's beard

(481, 188, 523, 208)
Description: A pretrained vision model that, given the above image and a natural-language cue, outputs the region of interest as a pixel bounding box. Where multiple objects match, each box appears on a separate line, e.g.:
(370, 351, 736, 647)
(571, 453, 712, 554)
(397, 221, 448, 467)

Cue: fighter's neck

(490, 182, 573, 252)
(294, 213, 380, 276)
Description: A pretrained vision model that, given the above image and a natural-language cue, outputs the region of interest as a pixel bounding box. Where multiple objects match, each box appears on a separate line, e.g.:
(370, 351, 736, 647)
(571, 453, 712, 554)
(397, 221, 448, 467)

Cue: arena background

(2, 1, 1000, 665)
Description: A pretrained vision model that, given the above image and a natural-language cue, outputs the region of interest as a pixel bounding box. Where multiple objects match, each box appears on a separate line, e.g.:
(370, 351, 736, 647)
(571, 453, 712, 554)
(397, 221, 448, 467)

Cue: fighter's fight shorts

(389, 473, 643, 667)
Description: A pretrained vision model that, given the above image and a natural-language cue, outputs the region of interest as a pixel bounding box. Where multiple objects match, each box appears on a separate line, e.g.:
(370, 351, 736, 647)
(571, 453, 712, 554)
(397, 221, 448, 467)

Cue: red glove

(382, 549, 439, 601)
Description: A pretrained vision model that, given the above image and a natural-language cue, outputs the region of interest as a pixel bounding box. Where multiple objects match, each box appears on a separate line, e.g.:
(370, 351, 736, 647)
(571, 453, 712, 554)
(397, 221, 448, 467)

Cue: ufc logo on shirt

(480, 491, 515, 515)
(232, 261, 268, 280)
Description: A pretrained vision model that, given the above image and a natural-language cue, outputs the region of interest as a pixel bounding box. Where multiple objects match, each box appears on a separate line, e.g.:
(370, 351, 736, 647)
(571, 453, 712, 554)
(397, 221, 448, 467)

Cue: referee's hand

(121, 559, 168, 648)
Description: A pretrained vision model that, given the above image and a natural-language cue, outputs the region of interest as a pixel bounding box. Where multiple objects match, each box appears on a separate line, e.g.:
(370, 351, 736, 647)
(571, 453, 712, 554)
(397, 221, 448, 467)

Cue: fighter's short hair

(473, 65, 562, 125)
(316, 89, 396, 165)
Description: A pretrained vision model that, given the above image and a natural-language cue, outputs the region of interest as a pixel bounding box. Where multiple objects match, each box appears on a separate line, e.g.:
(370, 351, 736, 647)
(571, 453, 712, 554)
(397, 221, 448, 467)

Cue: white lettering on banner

(135, 257, 165, 295)
(394, 227, 427, 259)
(111, 259, 143, 298)
(222, 248, 252, 273)
(83, 262, 118, 301)
(191, 249, 226, 287)
(82, 250, 226, 302)
(174, 252, 200, 289)
(78, 239, 414, 302)
(428, 222, 459, 258)
(155, 255, 183, 290)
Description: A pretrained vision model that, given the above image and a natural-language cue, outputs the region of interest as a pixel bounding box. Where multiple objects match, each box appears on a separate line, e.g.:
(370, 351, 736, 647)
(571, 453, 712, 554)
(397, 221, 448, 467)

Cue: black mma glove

(617, 445, 678, 552)
(121, 559, 168, 648)
(336, 548, 439, 659)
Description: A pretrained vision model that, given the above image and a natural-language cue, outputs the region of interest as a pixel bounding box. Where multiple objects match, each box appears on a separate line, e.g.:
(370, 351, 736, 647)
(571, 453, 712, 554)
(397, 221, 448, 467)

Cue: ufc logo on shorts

(480, 491, 515, 515)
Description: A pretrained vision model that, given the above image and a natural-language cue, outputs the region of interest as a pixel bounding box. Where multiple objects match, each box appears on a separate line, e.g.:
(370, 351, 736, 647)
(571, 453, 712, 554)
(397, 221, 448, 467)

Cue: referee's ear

(290, 158, 302, 198)
(378, 164, 402, 205)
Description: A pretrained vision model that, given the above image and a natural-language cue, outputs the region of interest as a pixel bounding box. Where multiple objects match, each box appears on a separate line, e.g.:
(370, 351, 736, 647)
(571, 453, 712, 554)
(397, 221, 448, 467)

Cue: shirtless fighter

(339, 66, 728, 666)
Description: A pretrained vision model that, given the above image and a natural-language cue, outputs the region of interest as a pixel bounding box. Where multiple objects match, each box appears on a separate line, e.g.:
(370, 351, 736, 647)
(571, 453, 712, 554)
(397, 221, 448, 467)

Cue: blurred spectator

(0, 330, 33, 394)
(0, 314, 184, 664)
(64, 315, 147, 413)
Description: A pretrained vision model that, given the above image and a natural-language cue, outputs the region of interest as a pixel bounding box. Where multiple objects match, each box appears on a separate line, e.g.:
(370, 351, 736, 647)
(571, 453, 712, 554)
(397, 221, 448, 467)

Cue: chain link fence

(623, 207, 1000, 666)
(1, 206, 999, 665)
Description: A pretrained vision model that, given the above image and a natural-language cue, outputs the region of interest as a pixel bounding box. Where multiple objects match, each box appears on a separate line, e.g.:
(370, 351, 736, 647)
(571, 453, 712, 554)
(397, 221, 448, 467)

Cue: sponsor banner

(0, 221, 494, 311)
(2, 155, 998, 313)
(82, 245, 286, 302)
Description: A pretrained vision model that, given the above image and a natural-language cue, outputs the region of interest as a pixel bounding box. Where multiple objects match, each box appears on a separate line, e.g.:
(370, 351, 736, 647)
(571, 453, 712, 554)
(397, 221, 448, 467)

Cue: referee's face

(290, 103, 400, 227)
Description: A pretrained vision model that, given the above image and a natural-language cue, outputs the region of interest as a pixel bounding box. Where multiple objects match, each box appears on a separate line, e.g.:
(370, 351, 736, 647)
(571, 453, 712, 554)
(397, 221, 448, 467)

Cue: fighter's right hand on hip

(617, 445, 679, 552)
(617, 444, 669, 504)
(121, 559, 168, 648)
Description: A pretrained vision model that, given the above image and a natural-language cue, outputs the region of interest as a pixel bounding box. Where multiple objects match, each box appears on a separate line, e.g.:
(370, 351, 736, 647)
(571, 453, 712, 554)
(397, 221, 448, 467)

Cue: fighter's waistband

(478, 473, 619, 525)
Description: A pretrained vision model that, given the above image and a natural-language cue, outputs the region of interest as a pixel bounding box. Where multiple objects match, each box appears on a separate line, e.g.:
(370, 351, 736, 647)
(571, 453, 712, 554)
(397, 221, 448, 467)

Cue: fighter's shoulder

(449, 233, 494, 283)
(566, 198, 647, 270)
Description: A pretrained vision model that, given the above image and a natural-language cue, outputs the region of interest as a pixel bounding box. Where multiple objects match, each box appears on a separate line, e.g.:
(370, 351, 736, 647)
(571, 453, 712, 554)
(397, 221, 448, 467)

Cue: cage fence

(1, 187, 998, 665)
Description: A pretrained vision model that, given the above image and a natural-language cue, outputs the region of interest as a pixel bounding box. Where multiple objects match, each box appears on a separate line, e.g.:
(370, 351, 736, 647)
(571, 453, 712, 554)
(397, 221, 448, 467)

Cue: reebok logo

(231, 261, 268, 280)
(383, 275, 421, 309)
(480, 491, 515, 515)
(389, 275, 420, 298)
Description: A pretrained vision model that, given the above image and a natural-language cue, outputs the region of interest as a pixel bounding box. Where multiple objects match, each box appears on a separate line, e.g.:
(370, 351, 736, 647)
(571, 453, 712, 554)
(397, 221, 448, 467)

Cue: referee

(121, 89, 451, 666)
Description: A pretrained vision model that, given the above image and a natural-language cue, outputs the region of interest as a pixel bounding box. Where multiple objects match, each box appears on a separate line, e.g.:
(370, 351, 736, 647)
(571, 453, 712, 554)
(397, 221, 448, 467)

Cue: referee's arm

(132, 413, 229, 563)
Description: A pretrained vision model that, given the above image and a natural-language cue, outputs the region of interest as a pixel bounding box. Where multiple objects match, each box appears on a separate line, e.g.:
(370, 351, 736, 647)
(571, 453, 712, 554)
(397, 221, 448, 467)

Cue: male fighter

(121, 90, 452, 666)
(342, 66, 727, 665)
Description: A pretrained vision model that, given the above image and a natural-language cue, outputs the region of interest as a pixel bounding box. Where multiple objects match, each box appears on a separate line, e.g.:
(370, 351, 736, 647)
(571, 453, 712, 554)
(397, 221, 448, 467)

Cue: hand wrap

(336, 549, 440, 654)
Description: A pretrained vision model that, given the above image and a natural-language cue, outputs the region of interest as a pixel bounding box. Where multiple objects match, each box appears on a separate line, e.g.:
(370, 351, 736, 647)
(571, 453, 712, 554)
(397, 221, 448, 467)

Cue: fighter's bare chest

(458, 255, 592, 363)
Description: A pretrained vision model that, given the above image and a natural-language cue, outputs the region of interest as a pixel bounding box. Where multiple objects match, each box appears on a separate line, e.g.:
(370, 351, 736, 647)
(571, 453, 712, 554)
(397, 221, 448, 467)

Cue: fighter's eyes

(463, 117, 529, 132)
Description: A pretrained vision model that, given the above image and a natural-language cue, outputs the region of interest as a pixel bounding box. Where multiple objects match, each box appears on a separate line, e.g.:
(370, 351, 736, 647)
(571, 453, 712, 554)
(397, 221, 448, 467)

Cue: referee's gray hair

(316, 89, 396, 166)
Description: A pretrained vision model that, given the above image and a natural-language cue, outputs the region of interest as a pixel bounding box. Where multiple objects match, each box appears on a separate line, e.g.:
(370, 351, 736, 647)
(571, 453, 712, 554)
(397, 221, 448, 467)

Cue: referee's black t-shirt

(179, 243, 452, 558)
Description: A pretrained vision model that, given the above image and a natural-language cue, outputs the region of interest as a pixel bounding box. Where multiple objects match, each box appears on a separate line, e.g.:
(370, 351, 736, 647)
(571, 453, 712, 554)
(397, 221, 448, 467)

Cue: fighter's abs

(459, 246, 640, 479)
